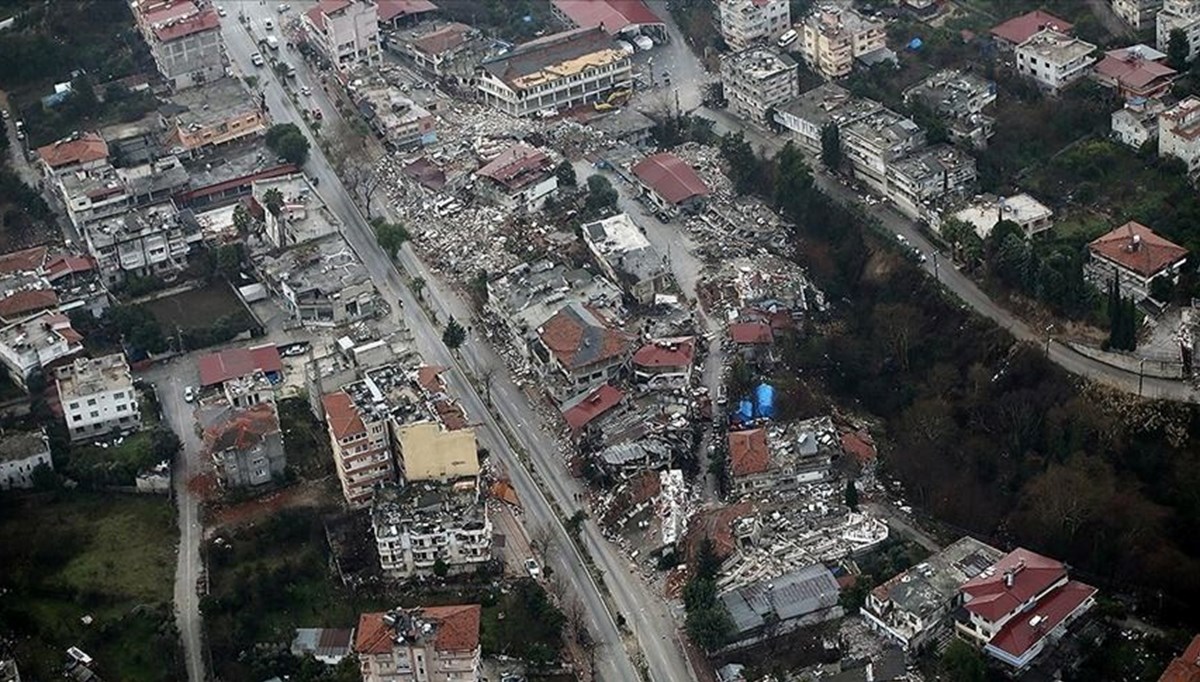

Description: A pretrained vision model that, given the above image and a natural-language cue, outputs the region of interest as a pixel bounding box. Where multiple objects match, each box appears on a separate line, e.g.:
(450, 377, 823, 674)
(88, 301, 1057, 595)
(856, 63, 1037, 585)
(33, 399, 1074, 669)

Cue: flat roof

(56, 353, 132, 399)
(1016, 30, 1096, 65)
(481, 27, 628, 92)
(166, 77, 260, 129)
(259, 234, 372, 299)
(0, 429, 49, 463)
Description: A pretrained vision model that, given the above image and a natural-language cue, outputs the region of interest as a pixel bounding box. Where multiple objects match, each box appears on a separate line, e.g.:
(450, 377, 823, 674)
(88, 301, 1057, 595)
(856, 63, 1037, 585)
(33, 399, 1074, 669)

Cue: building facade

(581, 213, 671, 305)
(0, 429, 52, 490)
(799, 5, 886, 80)
(141, 5, 224, 90)
(773, 83, 883, 153)
(1159, 96, 1200, 173)
(720, 47, 800, 122)
(1157, 0, 1200, 63)
(717, 0, 792, 52)
(165, 77, 269, 154)
(56, 354, 141, 442)
(322, 390, 395, 508)
(1113, 98, 1168, 149)
(303, 0, 382, 72)
(83, 201, 200, 285)
(1015, 30, 1099, 94)
(355, 605, 482, 682)
(371, 483, 491, 578)
(841, 108, 925, 194)
(1114, 0, 1164, 30)
(204, 402, 286, 488)
(0, 312, 83, 390)
(885, 145, 978, 219)
(1086, 221, 1189, 301)
(903, 70, 997, 148)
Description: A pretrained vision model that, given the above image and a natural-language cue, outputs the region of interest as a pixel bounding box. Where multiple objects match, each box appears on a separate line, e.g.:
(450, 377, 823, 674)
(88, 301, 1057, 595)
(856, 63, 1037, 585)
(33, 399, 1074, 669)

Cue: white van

(777, 29, 798, 48)
(634, 35, 654, 51)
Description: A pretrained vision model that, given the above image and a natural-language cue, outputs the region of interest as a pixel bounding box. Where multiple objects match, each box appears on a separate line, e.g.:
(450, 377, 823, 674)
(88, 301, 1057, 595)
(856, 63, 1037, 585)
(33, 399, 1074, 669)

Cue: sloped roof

(354, 612, 392, 655)
(476, 143, 552, 191)
(204, 402, 280, 453)
(46, 254, 97, 281)
(632, 336, 695, 369)
(632, 152, 710, 205)
(1160, 635, 1200, 682)
(377, 0, 438, 23)
(410, 22, 471, 56)
(1094, 48, 1176, 90)
(551, 0, 663, 35)
(153, 6, 219, 42)
(728, 428, 769, 477)
(961, 547, 1067, 622)
(729, 321, 774, 345)
(1088, 221, 1188, 278)
(538, 302, 633, 371)
(0, 288, 58, 320)
(322, 391, 365, 441)
(990, 10, 1072, 44)
(0, 246, 49, 275)
(561, 383, 624, 431)
(36, 133, 109, 169)
(423, 604, 482, 652)
(988, 580, 1096, 658)
(197, 344, 282, 387)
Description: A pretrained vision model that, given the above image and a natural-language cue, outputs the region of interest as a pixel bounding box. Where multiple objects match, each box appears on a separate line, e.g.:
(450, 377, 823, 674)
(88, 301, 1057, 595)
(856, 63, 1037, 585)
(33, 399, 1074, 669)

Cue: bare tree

(529, 523, 556, 562)
(325, 119, 381, 214)
(480, 363, 497, 407)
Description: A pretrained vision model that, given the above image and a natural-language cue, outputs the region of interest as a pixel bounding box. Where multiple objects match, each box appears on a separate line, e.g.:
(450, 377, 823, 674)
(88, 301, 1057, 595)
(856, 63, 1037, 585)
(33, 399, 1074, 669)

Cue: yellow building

(395, 421, 479, 482)
(799, 6, 886, 80)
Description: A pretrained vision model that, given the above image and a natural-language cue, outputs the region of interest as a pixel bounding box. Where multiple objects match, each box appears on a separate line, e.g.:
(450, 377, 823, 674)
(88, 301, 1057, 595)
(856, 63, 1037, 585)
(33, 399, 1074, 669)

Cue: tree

(555, 160, 577, 187)
(583, 174, 618, 216)
(720, 131, 762, 195)
(820, 122, 842, 170)
(263, 188, 284, 217)
(265, 123, 310, 165)
(844, 478, 859, 510)
(443, 317, 466, 350)
(433, 558, 449, 578)
(685, 605, 733, 651)
(372, 218, 410, 257)
(1169, 28, 1190, 70)
(940, 640, 987, 682)
(232, 203, 253, 238)
(151, 426, 182, 463)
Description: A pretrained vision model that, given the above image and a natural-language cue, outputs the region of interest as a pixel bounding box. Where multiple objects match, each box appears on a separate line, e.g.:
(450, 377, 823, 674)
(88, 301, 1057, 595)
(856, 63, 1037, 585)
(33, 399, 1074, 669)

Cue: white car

(184, 386, 195, 403)
(300, 86, 311, 96)
(278, 3, 291, 12)
(524, 558, 541, 579)
(251, 52, 264, 67)
(216, 5, 225, 16)
(264, 18, 274, 30)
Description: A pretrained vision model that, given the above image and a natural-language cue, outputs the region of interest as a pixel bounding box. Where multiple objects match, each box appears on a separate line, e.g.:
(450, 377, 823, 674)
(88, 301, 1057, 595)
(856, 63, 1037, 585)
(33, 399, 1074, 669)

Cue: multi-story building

(322, 388, 395, 508)
(56, 354, 140, 442)
(903, 70, 997, 148)
(1093, 44, 1177, 100)
(83, 201, 201, 285)
(720, 47, 799, 122)
(949, 193, 1054, 240)
(355, 605, 482, 682)
(303, 0, 381, 72)
(885, 144, 977, 219)
(841, 108, 925, 194)
(202, 402, 286, 488)
(727, 416, 840, 497)
(251, 173, 340, 250)
(717, 0, 791, 51)
(1015, 30, 1099, 94)
(798, 5, 887, 80)
(1086, 221, 1189, 301)
(0, 428, 52, 490)
(1159, 96, 1200, 173)
(1157, 0, 1200, 64)
(1114, 0, 1164, 30)
(582, 213, 671, 305)
(1112, 97, 1168, 149)
(164, 77, 268, 155)
(258, 234, 379, 327)
(773, 83, 883, 153)
(477, 27, 632, 118)
(534, 302, 635, 401)
(99, 114, 166, 166)
(354, 78, 437, 151)
(35, 132, 109, 178)
(955, 548, 1097, 670)
(863, 536, 1004, 650)
(0, 312, 83, 390)
(371, 482, 491, 578)
(133, 0, 224, 90)
(474, 143, 559, 212)
(990, 9, 1074, 51)
(632, 336, 695, 388)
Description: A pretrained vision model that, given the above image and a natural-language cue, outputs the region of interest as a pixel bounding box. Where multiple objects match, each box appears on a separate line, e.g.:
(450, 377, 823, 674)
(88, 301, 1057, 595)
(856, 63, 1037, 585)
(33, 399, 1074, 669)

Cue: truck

(283, 63, 296, 79)
(265, 35, 279, 51)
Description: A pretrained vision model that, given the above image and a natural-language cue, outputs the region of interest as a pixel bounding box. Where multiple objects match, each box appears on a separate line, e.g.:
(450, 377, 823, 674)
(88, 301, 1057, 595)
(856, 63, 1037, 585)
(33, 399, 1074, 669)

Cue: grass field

(141, 281, 256, 334)
(0, 492, 180, 680)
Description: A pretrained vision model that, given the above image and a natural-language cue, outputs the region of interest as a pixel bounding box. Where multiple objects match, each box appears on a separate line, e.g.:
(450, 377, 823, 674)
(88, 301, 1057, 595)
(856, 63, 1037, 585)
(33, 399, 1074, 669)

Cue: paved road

(223, 8, 694, 681)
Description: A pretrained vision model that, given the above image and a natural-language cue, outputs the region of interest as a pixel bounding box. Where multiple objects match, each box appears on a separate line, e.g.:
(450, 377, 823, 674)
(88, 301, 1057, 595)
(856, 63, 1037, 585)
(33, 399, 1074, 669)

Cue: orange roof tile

(538, 303, 633, 371)
(1088, 221, 1188, 278)
(0, 288, 58, 320)
(36, 133, 108, 169)
(322, 391, 365, 440)
(354, 612, 392, 655)
(0, 246, 49, 275)
(423, 604, 482, 652)
(1159, 635, 1200, 682)
(728, 428, 769, 477)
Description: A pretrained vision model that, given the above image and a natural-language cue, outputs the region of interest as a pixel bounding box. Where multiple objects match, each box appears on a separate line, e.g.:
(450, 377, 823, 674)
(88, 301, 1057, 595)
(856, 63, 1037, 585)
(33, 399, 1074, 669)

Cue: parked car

(524, 558, 541, 579)
(184, 386, 195, 403)
(216, 4, 226, 16)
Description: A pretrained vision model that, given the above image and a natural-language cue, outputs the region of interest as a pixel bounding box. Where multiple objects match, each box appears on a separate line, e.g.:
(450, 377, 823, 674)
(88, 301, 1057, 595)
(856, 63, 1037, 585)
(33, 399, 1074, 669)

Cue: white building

(950, 193, 1054, 240)
(717, 0, 791, 51)
(83, 201, 202, 285)
(56, 354, 141, 442)
(0, 312, 84, 390)
(371, 482, 492, 578)
(474, 143, 559, 212)
(1112, 98, 1168, 149)
(903, 70, 997, 148)
(885, 145, 977, 219)
(720, 47, 800, 122)
(1015, 30, 1098, 94)
(799, 5, 887, 80)
(1157, 0, 1200, 63)
(1159, 96, 1200, 173)
(1114, 0, 1164, 30)
(581, 213, 671, 305)
(773, 83, 883, 153)
(303, 0, 381, 72)
(477, 27, 632, 118)
(841, 108, 925, 194)
(0, 428, 52, 490)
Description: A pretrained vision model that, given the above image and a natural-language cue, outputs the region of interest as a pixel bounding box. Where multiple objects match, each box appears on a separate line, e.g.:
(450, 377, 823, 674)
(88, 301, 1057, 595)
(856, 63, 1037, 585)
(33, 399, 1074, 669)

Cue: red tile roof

(36, 133, 109, 169)
(197, 344, 282, 387)
(152, 7, 219, 42)
(632, 337, 695, 369)
(205, 402, 280, 453)
(729, 321, 774, 345)
(138, 0, 199, 26)
(841, 430, 876, 464)
(0, 246, 49, 275)
(562, 383, 624, 431)
(416, 365, 448, 392)
(991, 10, 1072, 45)
(322, 391, 365, 441)
(377, 0, 439, 23)
(684, 501, 755, 564)
(411, 22, 471, 56)
(728, 428, 769, 477)
(1094, 48, 1176, 91)
(632, 152, 710, 206)
(961, 548, 1067, 622)
(1159, 635, 1200, 682)
(354, 612, 392, 655)
(0, 288, 58, 320)
(45, 254, 97, 282)
(988, 580, 1096, 658)
(477, 143, 553, 192)
(423, 604, 482, 653)
(551, 0, 663, 35)
(1088, 221, 1188, 278)
(539, 303, 633, 371)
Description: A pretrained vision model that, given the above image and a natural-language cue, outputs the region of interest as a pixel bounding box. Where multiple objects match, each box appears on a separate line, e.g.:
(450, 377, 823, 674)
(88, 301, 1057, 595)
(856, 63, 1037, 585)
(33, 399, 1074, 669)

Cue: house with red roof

(322, 389, 396, 507)
(203, 401, 285, 488)
(475, 142, 559, 212)
(632, 336, 695, 386)
(401, 22, 479, 75)
(376, 0, 438, 29)
(1092, 44, 1177, 100)
(197, 344, 283, 388)
(535, 301, 635, 401)
(355, 605, 482, 682)
(1085, 221, 1188, 302)
(955, 547, 1097, 670)
(632, 152, 711, 216)
(990, 9, 1073, 51)
(561, 382, 624, 432)
(1159, 634, 1200, 682)
(728, 415, 839, 496)
(729, 320, 776, 364)
(550, 0, 666, 40)
(303, 0, 382, 72)
(36, 133, 109, 177)
(131, 0, 223, 90)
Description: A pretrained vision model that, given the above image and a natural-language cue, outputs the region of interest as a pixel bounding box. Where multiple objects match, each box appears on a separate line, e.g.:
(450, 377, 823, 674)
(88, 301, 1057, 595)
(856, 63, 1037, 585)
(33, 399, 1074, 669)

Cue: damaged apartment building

(258, 235, 380, 327)
(727, 415, 840, 497)
(582, 213, 672, 305)
(371, 480, 491, 578)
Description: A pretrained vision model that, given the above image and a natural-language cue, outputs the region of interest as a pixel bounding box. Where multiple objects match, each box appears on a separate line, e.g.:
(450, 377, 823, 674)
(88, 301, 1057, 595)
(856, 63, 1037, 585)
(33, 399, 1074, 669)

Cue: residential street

(221, 7, 693, 681)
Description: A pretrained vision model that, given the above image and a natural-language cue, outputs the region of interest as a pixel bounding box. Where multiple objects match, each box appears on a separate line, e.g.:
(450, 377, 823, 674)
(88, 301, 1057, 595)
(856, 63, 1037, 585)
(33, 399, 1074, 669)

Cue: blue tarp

(737, 399, 754, 423)
(754, 383, 775, 419)
(907, 37, 923, 51)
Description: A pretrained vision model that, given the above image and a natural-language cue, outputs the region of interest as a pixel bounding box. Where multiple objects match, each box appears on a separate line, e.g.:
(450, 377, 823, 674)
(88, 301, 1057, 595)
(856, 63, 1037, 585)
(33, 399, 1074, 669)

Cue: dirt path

(204, 478, 332, 535)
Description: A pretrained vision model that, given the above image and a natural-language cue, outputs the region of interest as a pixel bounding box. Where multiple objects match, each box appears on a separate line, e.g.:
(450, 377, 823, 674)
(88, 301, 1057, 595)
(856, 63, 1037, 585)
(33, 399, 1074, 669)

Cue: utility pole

(1139, 358, 1146, 396)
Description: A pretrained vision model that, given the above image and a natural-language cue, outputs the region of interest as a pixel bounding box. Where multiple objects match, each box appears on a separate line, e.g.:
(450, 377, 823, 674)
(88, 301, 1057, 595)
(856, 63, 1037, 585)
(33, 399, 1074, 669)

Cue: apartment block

(477, 27, 632, 118)
(133, 0, 224, 90)
(534, 302, 635, 401)
(371, 482, 491, 578)
(840, 107, 925, 194)
(354, 77, 437, 151)
(0, 312, 83, 389)
(903, 70, 997, 148)
(728, 416, 840, 497)
(164, 77, 269, 155)
(369, 364, 480, 483)
(773, 83, 883, 153)
(1159, 96, 1200, 173)
(1114, 0, 1164, 30)
(1113, 98, 1168, 149)
(1157, 0, 1200, 63)
(258, 234, 379, 327)
(322, 389, 395, 508)
(56, 354, 141, 442)
(1016, 30, 1099, 94)
(582, 213, 671, 305)
(83, 201, 201, 285)
(0, 428, 52, 490)
(885, 145, 977, 219)
(355, 605, 482, 682)
(202, 402, 286, 488)
(799, 5, 886, 80)
(475, 142, 559, 212)
(303, 0, 381, 72)
(720, 46, 799, 122)
(717, 0, 792, 51)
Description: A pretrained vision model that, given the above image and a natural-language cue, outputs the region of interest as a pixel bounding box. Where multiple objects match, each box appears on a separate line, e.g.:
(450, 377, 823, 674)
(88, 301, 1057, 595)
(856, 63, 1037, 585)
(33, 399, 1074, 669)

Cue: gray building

(582, 214, 671, 305)
(885, 145, 978, 220)
(0, 428, 52, 490)
(720, 47, 800, 123)
(202, 402, 286, 488)
(258, 234, 379, 327)
(842, 108, 925, 194)
(135, 4, 225, 90)
(774, 83, 883, 154)
(903, 70, 997, 148)
(99, 115, 166, 166)
(720, 564, 844, 646)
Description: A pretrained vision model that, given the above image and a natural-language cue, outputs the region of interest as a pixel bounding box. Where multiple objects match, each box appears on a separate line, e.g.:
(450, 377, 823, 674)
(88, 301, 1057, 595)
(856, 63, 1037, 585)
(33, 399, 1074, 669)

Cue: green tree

(151, 426, 182, 463)
(720, 131, 762, 195)
(685, 606, 734, 651)
(940, 640, 987, 682)
(583, 174, 617, 215)
(1169, 28, 1190, 70)
(555, 160, 577, 187)
(262, 188, 284, 217)
(844, 478, 859, 510)
(433, 558, 449, 578)
(373, 218, 411, 256)
(820, 122, 842, 170)
(265, 123, 310, 165)
(232, 203, 253, 238)
(443, 317, 466, 350)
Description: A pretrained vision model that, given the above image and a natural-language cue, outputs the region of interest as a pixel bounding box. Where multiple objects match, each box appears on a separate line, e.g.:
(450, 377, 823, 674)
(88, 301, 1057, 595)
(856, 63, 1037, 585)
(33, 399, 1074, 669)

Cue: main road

(221, 8, 694, 682)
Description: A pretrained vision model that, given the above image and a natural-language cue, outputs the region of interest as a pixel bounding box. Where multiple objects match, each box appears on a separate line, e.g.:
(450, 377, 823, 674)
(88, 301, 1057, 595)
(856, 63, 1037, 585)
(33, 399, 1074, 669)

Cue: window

(113, 391, 124, 399)
(73, 415, 82, 422)
(87, 398, 96, 406)
(69, 401, 79, 409)
(117, 404, 127, 412)
(90, 411, 99, 418)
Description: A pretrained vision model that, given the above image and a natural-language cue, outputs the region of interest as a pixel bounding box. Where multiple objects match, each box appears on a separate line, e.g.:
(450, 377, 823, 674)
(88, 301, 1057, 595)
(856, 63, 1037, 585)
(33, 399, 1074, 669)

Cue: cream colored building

(1159, 96, 1200, 173)
(165, 77, 268, 154)
(799, 5, 886, 80)
(717, 0, 791, 51)
(322, 389, 395, 508)
(1015, 30, 1098, 94)
(1157, 0, 1200, 63)
(303, 0, 381, 72)
(56, 354, 141, 441)
(1114, 0, 1164, 30)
